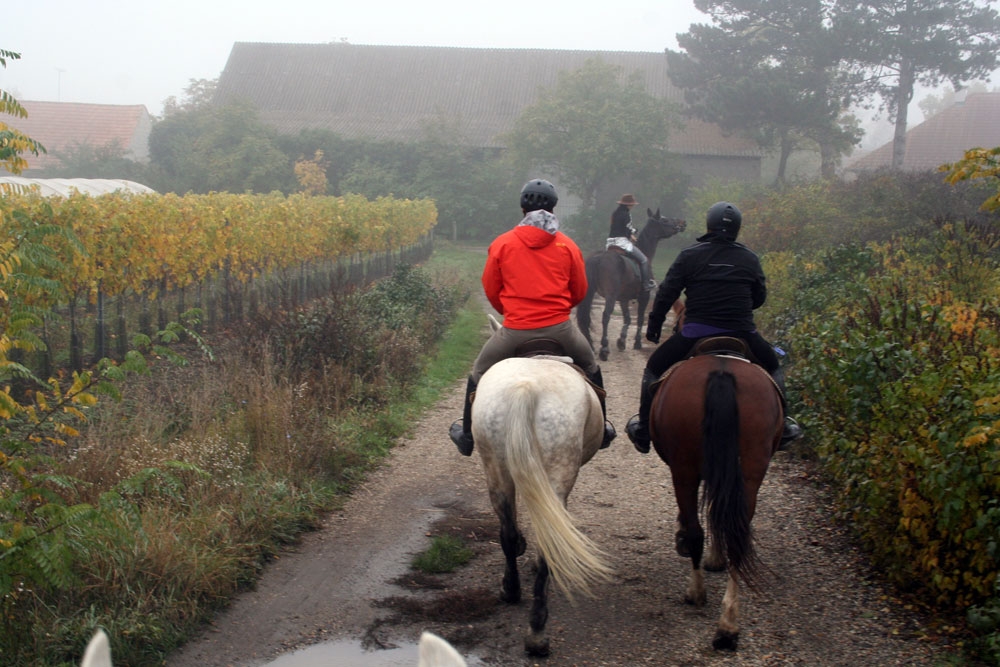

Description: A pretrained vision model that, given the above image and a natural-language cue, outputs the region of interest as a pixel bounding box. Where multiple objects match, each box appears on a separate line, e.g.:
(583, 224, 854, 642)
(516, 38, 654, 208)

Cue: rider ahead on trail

(607, 193, 657, 292)
(449, 179, 617, 456)
(624, 201, 803, 454)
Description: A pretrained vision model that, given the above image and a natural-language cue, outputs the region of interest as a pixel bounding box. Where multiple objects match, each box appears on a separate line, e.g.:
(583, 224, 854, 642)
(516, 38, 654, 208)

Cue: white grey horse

(471, 315, 613, 656)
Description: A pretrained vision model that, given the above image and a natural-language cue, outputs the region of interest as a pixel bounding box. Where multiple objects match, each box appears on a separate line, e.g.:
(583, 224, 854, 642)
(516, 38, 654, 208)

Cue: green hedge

(737, 174, 1000, 662)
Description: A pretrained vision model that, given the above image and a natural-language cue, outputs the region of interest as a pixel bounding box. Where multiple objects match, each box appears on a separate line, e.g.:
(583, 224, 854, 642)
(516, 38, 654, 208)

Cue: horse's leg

(617, 299, 631, 351)
(673, 483, 706, 607)
(493, 490, 526, 604)
(712, 572, 741, 651)
(524, 557, 551, 657)
(703, 528, 727, 572)
(599, 296, 614, 361)
(711, 476, 764, 649)
(634, 292, 650, 350)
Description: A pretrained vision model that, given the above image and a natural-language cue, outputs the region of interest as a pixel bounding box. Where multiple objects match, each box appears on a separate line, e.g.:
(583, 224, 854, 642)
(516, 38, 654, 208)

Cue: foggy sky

(3, 0, 702, 117)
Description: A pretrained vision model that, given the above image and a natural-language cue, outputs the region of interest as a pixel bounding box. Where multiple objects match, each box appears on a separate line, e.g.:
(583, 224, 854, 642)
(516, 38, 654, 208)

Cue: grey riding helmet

(520, 179, 558, 212)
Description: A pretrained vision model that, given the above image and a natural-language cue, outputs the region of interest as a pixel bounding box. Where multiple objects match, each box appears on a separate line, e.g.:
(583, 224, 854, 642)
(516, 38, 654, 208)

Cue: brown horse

(576, 208, 685, 361)
(649, 342, 783, 651)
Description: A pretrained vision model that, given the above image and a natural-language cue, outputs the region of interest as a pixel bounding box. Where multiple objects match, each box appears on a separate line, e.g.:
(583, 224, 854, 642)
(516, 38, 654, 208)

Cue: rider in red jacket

(449, 179, 617, 455)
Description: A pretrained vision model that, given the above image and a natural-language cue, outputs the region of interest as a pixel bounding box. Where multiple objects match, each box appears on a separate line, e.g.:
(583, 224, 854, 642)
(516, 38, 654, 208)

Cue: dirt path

(167, 307, 953, 667)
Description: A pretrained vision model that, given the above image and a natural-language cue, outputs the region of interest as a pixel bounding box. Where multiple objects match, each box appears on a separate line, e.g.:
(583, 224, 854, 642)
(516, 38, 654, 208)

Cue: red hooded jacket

(481, 221, 588, 330)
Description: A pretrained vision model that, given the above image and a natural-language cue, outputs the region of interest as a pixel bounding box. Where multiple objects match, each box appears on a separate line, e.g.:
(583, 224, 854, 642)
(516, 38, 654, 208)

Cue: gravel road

(167, 305, 959, 667)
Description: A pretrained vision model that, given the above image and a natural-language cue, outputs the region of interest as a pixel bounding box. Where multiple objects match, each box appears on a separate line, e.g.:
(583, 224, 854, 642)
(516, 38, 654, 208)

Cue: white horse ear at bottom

(418, 631, 467, 667)
(81, 629, 112, 667)
(81, 629, 466, 667)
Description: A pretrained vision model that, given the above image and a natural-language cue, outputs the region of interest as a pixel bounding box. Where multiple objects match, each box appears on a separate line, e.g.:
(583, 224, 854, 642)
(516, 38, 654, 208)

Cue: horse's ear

(655, 208, 661, 217)
(81, 630, 112, 667)
(418, 631, 467, 667)
(647, 208, 653, 217)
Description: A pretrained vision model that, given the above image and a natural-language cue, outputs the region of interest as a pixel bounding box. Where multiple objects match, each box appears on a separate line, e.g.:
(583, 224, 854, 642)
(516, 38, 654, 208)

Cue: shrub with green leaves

(785, 226, 1000, 612)
(249, 263, 465, 403)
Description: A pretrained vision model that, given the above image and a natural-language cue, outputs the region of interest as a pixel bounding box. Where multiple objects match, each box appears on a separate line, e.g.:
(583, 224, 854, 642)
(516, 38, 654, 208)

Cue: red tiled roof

(8, 101, 153, 172)
(846, 93, 1000, 172)
(215, 42, 760, 158)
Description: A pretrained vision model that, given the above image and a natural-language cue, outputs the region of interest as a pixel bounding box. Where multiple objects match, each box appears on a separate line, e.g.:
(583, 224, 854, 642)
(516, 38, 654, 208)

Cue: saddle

(607, 245, 642, 281)
(512, 338, 606, 401)
(690, 335, 753, 361)
(653, 335, 782, 399)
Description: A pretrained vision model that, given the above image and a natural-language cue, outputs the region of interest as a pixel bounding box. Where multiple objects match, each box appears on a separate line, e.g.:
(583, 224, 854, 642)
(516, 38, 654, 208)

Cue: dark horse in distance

(576, 208, 685, 360)
(649, 337, 784, 651)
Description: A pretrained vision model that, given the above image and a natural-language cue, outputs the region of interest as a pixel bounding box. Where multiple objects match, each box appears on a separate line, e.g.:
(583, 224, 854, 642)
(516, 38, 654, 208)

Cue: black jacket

(608, 204, 634, 238)
(648, 233, 766, 333)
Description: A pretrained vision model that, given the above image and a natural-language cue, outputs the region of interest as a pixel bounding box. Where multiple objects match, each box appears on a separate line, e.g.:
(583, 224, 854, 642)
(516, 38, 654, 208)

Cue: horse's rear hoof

(712, 629, 739, 651)
(599, 349, 609, 361)
(525, 635, 550, 657)
(633, 340, 643, 350)
(616, 338, 626, 351)
(684, 589, 707, 607)
(675, 532, 690, 558)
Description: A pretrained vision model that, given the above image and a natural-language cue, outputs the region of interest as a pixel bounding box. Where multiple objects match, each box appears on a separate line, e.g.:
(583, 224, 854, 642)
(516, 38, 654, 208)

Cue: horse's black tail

(701, 370, 761, 590)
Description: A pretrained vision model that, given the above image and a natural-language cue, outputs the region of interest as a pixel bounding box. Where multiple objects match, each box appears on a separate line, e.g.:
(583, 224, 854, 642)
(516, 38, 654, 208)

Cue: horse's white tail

(505, 382, 612, 601)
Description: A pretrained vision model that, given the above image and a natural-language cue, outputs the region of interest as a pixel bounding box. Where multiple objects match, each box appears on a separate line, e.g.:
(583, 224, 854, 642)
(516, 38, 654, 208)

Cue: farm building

(213, 42, 763, 190)
(9, 101, 154, 174)
(845, 92, 1000, 175)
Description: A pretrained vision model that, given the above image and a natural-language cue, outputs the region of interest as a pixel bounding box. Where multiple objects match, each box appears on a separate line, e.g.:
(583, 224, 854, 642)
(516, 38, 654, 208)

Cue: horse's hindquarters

(469, 356, 612, 656)
(648, 354, 783, 651)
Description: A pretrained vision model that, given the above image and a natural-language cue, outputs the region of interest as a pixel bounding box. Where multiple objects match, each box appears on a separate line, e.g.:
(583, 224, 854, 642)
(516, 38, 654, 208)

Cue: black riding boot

(771, 367, 803, 448)
(625, 369, 657, 454)
(639, 259, 657, 291)
(448, 376, 477, 456)
(586, 367, 617, 448)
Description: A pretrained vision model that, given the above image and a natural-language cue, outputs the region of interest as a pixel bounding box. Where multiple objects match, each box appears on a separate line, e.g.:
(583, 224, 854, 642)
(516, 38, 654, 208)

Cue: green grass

(424, 239, 488, 276)
(412, 534, 474, 574)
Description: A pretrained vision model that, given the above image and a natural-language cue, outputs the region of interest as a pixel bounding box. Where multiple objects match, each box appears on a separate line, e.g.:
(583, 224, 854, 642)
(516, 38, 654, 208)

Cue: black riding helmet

(520, 179, 559, 213)
(705, 201, 742, 240)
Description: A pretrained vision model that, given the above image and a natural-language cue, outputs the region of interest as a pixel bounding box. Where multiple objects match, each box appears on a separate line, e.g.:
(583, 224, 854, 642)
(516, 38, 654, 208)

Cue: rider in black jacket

(625, 201, 802, 453)
(607, 194, 657, 291)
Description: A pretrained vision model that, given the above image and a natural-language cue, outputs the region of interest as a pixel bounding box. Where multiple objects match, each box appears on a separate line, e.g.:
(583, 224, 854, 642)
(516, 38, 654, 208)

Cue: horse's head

(646, 208, 687, 239)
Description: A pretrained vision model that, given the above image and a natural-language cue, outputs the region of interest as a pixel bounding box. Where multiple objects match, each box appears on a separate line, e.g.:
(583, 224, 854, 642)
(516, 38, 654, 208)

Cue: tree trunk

(819, 140, 837, 179)
(775, 131, 793, 186)
(891, 60, 915, 171)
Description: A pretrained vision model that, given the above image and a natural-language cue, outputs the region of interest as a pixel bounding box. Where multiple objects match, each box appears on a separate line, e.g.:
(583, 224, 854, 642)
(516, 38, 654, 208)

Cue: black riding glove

(646, 311, 665, 343)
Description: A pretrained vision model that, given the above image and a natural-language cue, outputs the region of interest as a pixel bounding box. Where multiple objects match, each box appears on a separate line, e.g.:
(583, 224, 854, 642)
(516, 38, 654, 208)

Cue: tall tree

(835, 0, 1000, 170)
(147, 102, 292, 194)
(668, 0, 860, 182)
(502, 59, 681, 210)
(161, 78, 218, 117)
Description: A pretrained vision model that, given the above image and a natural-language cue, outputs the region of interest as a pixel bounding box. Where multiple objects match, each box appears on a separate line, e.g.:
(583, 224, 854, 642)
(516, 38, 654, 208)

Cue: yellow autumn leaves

(0, 190, 438, 301)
